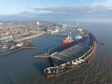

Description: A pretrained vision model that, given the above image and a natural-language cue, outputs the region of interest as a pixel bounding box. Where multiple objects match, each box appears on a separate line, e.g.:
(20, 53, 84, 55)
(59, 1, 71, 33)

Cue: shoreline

(0, 46, 37, 56)
(17, 33, 43, 42)
(0, 33, 41, 56)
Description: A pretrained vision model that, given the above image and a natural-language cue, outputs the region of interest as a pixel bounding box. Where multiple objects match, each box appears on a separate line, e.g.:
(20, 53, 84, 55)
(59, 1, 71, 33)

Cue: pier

(43, 32, 97, 78)
(17, 33, 43, 42)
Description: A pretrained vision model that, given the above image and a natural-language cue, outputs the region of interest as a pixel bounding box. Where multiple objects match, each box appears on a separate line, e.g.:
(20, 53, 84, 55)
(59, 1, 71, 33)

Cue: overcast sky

(0, 0, 111, 15)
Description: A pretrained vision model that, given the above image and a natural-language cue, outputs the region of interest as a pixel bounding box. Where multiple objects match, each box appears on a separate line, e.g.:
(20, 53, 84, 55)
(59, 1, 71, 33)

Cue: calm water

(0, 22, 112, 84)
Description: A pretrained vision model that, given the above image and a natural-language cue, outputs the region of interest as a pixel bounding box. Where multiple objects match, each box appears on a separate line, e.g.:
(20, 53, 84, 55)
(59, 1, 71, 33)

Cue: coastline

(17, 33, 43, 42)
(0, 46, 37, 56)
(0, 33, 42, 56)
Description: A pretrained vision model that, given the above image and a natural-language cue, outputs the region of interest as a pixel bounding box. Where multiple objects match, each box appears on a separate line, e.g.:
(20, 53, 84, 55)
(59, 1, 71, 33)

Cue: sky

(0, 0, 109, 15)
(0, 0, 112, 21)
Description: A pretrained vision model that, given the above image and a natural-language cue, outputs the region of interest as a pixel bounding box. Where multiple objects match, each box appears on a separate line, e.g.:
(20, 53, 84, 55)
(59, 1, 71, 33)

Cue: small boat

(44, 66, 63, 77)
(9, 45, 16, 50)
(2, 45, 8, 49)
(71, 60, 78, 65)
(75, 59, 82, 63)
(75, 35, 82, 40)
(78, 58, 85, 62)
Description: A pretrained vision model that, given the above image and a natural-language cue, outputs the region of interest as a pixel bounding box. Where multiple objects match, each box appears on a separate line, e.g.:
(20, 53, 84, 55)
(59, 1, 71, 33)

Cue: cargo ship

(44, 32, 97, 78)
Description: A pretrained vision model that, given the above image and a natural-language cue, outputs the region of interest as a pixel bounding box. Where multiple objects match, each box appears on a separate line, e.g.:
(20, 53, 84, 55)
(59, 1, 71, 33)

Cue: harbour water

(0, 21, 112, 84)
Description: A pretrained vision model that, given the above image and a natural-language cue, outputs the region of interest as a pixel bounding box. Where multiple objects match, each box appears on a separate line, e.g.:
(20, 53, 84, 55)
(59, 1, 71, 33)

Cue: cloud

(93, 0, 112, 9)
(19, 1, 112, 19)
(26, 0, 112, 14)
(20, 6, 112, 15)
(23, 7, 94, 15)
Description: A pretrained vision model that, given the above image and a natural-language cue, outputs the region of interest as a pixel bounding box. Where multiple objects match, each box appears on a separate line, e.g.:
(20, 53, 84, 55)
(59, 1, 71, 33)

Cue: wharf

(34, 54, 49, 59)
(17, 33, 43, 42)
(45, 40, 97, 78)
(0, 46, 37, 56)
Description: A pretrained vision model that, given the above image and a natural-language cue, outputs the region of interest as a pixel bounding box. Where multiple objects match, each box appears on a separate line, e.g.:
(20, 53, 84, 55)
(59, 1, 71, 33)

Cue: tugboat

(63, 35, 73, 45)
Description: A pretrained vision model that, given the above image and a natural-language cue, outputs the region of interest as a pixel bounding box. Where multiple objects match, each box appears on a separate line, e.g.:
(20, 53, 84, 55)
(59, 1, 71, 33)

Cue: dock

(34, 54, 49, 59)
(17, 33, 43, 42)
(43, 32, 97, 78)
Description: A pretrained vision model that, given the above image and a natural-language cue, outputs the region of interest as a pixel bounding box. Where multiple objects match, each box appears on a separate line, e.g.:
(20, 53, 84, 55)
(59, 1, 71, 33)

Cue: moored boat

(63, 35, 73, 45)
